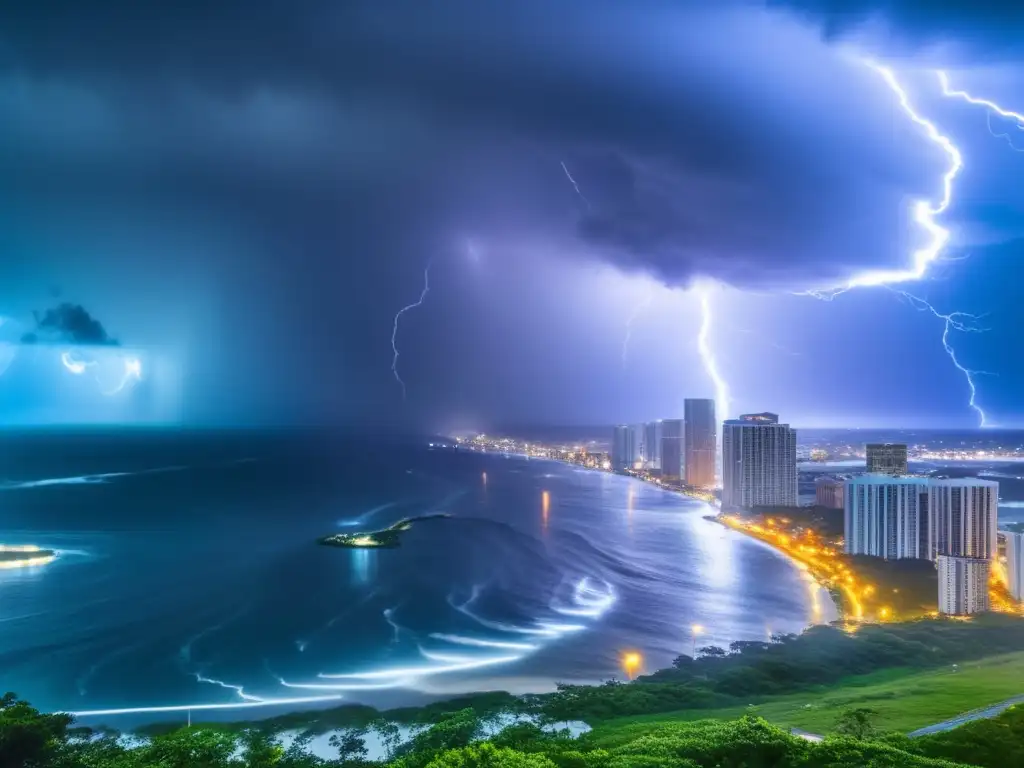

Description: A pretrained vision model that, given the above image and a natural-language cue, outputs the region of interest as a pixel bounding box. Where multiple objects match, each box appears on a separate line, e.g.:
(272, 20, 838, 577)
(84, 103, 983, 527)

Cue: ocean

(0, 430, 834, 726)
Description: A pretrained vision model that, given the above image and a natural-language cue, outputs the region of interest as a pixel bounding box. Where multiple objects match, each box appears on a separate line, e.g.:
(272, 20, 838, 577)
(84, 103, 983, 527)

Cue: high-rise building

(630, 424, 646, 469)
(644, 420, 663, 472)
(684, 398, 716, 489)
(814, 476, 845, 510)
(866, 443, 908, 475)
(1005, 530, 1024, 601)
(937, 555, 990, 615)
(611, 425, 635, 471)
(844, 476, 930, 560)
(721, 413, 797, 509)
(661, 419, 684, 482)
(928, 478, 998, 560)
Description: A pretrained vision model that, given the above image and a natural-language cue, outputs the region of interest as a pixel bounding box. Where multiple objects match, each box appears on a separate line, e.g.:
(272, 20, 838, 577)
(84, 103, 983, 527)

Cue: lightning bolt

(892, 290, 992, 426)
(938, 71, 1024, 151)
(560, 161, 592, 211)
(391, 261, 431, 400)
(102, 356, 142, 396)
(695, 286, 729, 424)
(803, 62, 989, 426)
(621, 293, 653, 367)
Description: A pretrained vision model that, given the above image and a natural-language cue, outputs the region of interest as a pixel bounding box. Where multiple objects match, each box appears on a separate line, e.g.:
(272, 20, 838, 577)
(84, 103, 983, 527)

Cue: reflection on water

(350, 549, 377, 585)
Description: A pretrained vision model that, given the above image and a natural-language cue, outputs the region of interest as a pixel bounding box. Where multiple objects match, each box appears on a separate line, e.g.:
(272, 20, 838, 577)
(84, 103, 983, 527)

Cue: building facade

(721, 413, 797, 510)
(643, 420, 663, 472)
(684, 398, 716, 489)
(928, 478, 998, 560)
(1003, 530, 1024, 601)
(844, 476, 930, 559)
(866, 443, 909, 475)
(814, 475, 845, 510)
(661, 419, 684, 482)
(937, 554, 991, 615)
(611, 425, 635, 471)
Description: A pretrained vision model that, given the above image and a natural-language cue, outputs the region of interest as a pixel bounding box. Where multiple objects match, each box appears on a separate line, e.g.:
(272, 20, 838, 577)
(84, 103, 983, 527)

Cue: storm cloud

(0, 0, 956, 290)
(21, 303, 119, 346)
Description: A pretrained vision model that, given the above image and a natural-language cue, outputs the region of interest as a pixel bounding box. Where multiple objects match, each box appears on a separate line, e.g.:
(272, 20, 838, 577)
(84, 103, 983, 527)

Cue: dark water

(0, 430, 833, 723)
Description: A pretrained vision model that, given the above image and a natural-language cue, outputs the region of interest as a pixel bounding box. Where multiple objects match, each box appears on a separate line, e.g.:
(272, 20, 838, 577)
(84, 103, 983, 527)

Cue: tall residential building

(721, 413, 797, 510)
(644, 420, 663, 472)
(684, 398, 716, 489)
(631, 424, 646, 468)
(844, 476, 930, 560)
(1005, 530, 1024, 601)
(866, 443, 908, 475)
(661, 419, 684, 482)
(938, 555, 990, 615)
(814, 476, 845, 510)
(928, 478, 998, 560)
(611, 425, 635, 471)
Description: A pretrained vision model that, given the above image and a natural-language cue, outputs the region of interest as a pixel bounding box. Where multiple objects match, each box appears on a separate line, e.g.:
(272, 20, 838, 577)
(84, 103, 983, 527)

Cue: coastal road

(907, 695, 1024, 737)
(787, 696, 1024, 742)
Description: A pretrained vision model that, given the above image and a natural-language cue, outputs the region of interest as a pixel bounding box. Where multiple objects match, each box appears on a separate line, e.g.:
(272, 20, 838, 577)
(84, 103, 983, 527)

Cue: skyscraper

(611, 425, 635, 471)
(928, 478, 998, 561)
(1005, 530, 1024, 601)
(866, 443, 909, 475)
(644, 420, 663, 472)
(815, 476, 844, 510)
(684, 398, 716, 489)
(721, 413, 797, 510)
(661, 419, 684, 482)
(844, 476, 930, 560)
(938, 555, 990, 615)
(630, 424, 645, 468)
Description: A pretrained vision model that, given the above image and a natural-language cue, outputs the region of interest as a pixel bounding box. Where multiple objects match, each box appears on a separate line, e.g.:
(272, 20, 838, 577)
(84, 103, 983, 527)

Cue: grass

(590, 651, 1024, 742)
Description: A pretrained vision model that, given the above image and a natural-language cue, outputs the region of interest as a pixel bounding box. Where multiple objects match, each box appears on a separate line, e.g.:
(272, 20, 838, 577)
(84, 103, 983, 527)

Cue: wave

(0, 465, 187, 490)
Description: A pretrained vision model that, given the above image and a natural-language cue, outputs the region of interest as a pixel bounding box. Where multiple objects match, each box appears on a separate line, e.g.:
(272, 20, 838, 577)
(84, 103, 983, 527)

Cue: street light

(621, 651, 642, 680)
(691, 623, 704, 657)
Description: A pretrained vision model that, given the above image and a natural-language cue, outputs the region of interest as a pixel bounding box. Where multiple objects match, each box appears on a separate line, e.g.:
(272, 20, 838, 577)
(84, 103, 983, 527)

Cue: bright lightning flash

(621, 293, 653, 367)
(695, 286, 729, 424)
(813, 62, 963, 297)
(391, 261, 431, 400)
(61, 351, 91, 375)
(939, 71, 1024, 151)
(803, 62, 989, 425)
(104, 356, 142, 396)
(893, 290, 992, 426)
(560, 161, 592, 211)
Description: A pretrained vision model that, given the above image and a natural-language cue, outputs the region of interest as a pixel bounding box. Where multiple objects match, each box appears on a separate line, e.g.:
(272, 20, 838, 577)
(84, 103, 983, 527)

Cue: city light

(621, 651, 642, 680)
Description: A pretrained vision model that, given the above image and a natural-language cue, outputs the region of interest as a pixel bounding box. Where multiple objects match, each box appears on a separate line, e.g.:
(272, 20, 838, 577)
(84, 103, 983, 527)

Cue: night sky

(1, 1, 1023, 430)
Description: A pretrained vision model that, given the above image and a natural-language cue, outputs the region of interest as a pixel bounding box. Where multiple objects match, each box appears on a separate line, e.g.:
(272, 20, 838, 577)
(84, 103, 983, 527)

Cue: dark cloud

(772, 1, 1024, 54)
(21, 303, 119, 346)
(0, 1, 947, 291)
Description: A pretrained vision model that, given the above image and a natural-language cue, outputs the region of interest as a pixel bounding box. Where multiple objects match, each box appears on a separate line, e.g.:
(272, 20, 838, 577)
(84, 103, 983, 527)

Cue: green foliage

(0, 693, 74, 768)
(833, 708, 879, 740)
(422, 742, 556, 768)
(911, 704, 1024, 768)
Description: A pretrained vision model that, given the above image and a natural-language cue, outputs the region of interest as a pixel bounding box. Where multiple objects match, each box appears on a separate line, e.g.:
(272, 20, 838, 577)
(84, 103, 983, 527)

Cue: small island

(0, 544, 56, 569)
(317, 513, 451, 549)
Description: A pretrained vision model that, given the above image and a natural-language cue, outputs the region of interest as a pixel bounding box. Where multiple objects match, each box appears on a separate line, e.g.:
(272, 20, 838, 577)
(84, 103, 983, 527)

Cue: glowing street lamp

(691, 623, 704, 657)
(621, 651, 642, 680)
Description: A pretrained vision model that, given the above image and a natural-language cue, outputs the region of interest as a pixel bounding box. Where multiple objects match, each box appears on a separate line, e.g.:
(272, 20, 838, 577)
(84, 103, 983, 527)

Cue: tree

(372, 718, 403, 761)
(330, 725, 369, 765)
(423, 742, 556, 768)
(0, 693, 74, 768)
(833, 708, 879, 740)
(138, 726, 238, 768)
(238, 728, 285, 768)
(695, 645, 726, 659)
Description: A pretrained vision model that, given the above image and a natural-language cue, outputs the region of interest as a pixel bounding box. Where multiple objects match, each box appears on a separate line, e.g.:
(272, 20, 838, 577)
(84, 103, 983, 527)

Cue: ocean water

(0, 430, 834, 726)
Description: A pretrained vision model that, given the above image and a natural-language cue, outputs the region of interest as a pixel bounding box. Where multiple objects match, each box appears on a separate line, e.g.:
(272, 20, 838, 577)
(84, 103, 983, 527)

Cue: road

(788, 695, 1024, 742)
(907, 694, 1024, 737)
